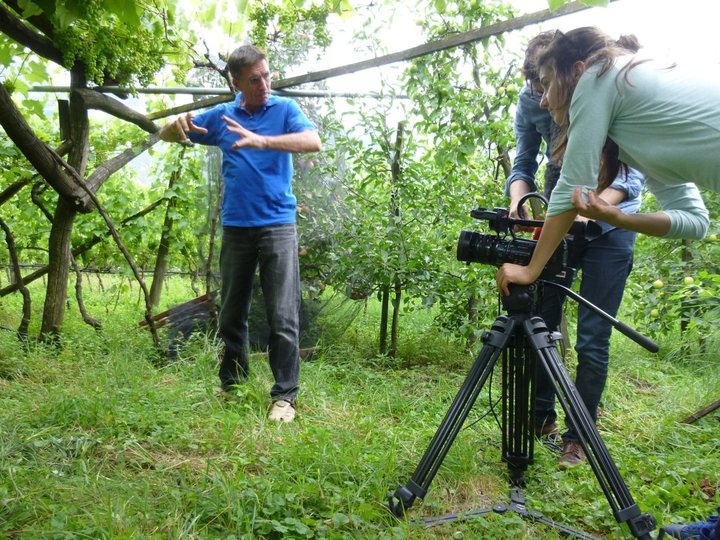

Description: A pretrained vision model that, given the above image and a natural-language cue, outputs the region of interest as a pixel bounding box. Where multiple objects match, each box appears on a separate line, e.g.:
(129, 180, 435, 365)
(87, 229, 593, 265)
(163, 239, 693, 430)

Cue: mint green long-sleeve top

(546, 56, 717, 239)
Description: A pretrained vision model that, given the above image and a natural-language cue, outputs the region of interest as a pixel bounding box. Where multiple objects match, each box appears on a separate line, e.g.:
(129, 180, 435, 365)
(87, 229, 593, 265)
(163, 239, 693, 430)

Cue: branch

(75, 89, 159, 133)
(0, 1, 63, 65)
(31, 181, 53, 221)
(0, 216, 31, 337)
(193, 40, 234, 93)
(71, 254, 102, 330)
(0, 83, 92, 211)
(85, 132, 161, 192)
(148, 95, 232, 121)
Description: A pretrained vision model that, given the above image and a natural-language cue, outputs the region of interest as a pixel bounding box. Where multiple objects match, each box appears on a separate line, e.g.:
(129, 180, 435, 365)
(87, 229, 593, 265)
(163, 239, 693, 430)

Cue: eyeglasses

(248, 72, 272, 86)
(529, 80, 544, 97)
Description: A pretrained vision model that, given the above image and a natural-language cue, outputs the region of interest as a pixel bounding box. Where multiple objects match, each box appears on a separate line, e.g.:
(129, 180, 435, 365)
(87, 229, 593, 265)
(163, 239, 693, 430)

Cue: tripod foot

(387, 486, 417, 518)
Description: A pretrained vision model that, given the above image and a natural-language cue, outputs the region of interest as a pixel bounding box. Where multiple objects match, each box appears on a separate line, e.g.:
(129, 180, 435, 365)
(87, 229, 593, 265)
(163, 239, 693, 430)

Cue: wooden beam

(146, 0, 619, 118)
(274, 0, 620, 90)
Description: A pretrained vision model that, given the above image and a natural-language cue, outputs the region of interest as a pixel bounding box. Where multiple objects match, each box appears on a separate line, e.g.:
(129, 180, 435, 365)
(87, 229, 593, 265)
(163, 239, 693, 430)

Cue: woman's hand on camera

(496, 263, 536, 296)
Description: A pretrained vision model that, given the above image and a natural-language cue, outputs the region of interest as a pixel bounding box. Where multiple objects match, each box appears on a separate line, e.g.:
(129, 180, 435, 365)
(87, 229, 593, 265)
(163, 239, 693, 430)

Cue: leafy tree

(0, 0, 344, 339)
(0, 0, 180, 339)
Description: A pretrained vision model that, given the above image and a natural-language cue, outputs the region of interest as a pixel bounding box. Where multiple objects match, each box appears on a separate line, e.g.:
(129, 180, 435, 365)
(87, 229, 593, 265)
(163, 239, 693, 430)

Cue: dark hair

(536, 27, 642, 191)
(523, 31, 556, 82)
(226, 45, 267, 80)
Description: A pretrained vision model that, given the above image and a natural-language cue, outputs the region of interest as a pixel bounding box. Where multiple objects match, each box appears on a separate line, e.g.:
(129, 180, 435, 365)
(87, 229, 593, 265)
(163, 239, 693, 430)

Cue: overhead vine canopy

(0, 0, 609, 343)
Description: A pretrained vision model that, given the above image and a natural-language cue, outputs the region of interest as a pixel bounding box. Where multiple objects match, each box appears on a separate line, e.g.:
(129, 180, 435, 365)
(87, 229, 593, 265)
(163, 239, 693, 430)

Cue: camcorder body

(456, 206, 600, 282)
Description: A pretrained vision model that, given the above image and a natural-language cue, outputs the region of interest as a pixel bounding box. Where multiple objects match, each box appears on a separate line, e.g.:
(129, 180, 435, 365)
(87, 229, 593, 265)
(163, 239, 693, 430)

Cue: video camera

(456, 196, 600, 280)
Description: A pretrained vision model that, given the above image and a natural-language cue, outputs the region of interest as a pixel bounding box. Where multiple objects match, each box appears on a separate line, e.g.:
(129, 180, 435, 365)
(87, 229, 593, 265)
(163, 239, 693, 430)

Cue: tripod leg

(387, 315, 517, 517)
(523, 317, 657, 540)
(502, 323, 535, 487)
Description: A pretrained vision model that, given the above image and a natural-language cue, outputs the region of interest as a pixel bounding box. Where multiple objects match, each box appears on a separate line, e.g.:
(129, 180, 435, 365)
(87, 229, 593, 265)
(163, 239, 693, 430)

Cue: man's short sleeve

(285, 99, 316, 134)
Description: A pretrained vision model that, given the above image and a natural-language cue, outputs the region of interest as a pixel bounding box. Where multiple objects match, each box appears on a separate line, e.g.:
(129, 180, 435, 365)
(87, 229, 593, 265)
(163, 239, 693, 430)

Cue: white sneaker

(268, 400, 296, 422)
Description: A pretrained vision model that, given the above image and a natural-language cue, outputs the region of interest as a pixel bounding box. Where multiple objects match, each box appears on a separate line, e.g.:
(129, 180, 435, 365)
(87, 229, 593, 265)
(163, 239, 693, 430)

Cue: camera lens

(457, 231, 535, 266)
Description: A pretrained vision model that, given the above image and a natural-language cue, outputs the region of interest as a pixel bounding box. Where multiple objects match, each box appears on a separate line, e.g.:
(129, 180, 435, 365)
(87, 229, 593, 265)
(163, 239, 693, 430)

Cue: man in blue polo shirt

(159, 44, 321, 422)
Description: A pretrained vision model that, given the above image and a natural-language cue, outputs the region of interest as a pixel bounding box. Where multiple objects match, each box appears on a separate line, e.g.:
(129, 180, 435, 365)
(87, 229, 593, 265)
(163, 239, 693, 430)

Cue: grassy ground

(0, 276, 718, 538)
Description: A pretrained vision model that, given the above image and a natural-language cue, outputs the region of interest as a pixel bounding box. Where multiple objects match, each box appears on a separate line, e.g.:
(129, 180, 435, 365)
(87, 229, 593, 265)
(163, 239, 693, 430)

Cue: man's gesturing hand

(170, 112, 207, 143)
(223, 115, 269, 150)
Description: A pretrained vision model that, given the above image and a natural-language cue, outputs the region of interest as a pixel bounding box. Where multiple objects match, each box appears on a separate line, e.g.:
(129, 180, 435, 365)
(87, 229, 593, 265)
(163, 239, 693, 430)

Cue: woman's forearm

(527, 210, 578, 279)
(610, 211, 671, 237)
(573, 187, 671, 236)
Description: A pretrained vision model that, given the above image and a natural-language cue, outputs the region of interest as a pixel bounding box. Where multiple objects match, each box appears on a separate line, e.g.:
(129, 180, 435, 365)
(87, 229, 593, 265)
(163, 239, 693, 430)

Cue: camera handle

(387, 283, 658, 539)
(518, 191, 547, 222)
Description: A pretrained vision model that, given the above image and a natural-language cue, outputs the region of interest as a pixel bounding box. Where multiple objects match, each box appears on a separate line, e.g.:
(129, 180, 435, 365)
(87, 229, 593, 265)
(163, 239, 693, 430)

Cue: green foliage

(49, 1, 172, 87)
(248, 1, 334, 51)
(17, 0, 144, 28)
(622, 190, 720, 351)
(0, 35, 50, 100)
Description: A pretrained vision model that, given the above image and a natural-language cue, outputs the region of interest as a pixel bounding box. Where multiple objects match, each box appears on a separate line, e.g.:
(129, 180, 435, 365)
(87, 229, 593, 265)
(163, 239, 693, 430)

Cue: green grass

(1, 276, 718, 538)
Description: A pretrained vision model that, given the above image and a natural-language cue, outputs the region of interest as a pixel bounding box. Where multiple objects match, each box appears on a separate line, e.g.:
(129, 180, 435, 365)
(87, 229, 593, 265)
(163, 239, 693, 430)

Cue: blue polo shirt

(188, 93, 316, 227)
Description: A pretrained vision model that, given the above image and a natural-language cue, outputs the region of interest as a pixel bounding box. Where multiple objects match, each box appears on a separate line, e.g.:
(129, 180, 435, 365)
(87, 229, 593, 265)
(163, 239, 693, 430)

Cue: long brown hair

(536, 27, 642, 191)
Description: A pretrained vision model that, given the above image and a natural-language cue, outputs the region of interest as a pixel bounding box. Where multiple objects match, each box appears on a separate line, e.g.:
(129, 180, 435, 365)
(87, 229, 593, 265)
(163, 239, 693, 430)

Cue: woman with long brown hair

(497, 26, 715, 295)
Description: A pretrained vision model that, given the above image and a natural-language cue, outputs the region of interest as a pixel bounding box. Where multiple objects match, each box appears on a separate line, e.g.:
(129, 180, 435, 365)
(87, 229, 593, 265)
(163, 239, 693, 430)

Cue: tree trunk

(379, 285, 390, 355)
(389, 282, 401, 358)
(149, 150, 184, 307)
(386, 122, 405, 358)
(40, 197, 76, 337)
(40, 69, 89, 338)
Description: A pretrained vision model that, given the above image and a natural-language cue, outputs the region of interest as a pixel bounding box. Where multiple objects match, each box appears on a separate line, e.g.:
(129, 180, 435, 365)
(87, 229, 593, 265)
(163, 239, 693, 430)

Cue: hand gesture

(222, 115, 268, 150)
(171, 113, 207, 143)
(572, 187, 621, 224)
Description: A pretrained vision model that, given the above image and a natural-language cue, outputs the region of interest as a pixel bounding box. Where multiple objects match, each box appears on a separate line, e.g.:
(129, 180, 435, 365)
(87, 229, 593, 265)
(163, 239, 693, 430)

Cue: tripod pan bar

(539, 280, 659, 353)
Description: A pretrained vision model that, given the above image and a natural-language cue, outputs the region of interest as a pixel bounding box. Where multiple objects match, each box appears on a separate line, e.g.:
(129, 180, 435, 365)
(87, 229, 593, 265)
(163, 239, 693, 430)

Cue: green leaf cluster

(249, 1, 333, 49)
(31, 0, 176, 87)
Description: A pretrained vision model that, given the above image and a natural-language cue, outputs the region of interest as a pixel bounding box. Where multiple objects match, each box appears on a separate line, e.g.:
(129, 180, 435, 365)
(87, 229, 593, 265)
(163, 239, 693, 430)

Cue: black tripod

(387, 280, 659, 539)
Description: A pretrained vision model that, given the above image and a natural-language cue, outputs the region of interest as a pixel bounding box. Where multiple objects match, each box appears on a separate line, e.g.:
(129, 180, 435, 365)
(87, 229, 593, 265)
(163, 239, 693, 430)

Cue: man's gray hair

(227, 45, 267, 80)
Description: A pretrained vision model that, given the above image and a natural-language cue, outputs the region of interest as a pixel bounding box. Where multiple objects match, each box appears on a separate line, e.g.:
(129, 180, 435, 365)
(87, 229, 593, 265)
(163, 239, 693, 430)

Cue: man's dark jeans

(534, 227, 636, 441)
(218, 224, 300, 402)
